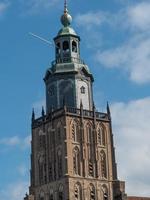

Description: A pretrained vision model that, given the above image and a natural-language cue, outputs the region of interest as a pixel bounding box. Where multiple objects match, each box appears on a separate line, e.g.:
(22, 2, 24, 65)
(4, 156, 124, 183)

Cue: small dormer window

(72, 41, 77, 53)
(80, 86, 85, 94)
(63, 41, 69, 52)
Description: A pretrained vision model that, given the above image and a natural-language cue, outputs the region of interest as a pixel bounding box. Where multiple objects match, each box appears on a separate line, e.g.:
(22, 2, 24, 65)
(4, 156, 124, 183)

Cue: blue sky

(0, 0, 150, 199)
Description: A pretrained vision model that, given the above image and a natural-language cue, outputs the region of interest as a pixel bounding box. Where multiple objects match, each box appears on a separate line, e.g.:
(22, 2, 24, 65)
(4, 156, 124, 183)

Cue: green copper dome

(57, 26, 77, 36)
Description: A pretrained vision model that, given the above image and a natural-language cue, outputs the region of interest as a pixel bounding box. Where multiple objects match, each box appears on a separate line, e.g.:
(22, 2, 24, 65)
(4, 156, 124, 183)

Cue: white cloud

(75, 11, 107, 30)
(0, 135, 31, 149)
(111, 97, 150, 196)
(0, 181, 29, 200)
(127, 2, 150, 31)
(75, 2, 150, 84)
(0, 1, 9, 16)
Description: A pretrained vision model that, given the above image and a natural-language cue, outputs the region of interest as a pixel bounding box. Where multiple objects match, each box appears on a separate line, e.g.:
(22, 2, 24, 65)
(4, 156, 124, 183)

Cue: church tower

(25, 2, 127, 200)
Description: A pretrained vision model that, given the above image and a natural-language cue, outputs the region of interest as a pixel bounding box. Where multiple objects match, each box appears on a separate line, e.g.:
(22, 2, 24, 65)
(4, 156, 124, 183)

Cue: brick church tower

(24, 2, 127, 200)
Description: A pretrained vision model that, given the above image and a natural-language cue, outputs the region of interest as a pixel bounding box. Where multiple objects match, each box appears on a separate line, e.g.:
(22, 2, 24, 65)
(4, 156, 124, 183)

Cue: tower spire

(64, 0, 67, 13)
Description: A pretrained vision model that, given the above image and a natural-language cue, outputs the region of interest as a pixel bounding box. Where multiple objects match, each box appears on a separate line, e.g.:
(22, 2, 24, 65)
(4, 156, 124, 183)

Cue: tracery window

(89, 184, 95, 200)
(57, 150, 63, 178)
(73, 147, 80, 175)
(87, 125, 93, 144)
(88, 161, 94, 177)
(102, 185, 108, 200)
(74, 183, 82, 200)
(100, 151, 107, 178)
(97, 126, 106, 146)
(72, 122, 80, 143)
(49, 188, 54, 200)
(58, 184, 63, 200)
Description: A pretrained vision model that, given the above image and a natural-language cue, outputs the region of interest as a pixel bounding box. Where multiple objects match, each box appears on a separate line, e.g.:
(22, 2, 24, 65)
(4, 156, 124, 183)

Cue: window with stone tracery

(87, 125, 93, 144)
(72, 122, 80, 143)
(49, 188, 54, 200)
(89, 184, 95, 200)
(100, 151, 107, 178)
(58, 184, 63, 200)
(97, 126, 106, 146)
(88, 161, 94, 177)
(74, 183, 82, 200)
(73, 147, 80, 175)
(57, 150, 63, 178)
(102, 185, 108, 200)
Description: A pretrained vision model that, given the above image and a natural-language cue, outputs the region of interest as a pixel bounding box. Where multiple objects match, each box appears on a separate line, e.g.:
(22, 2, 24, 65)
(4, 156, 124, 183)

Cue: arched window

(49, 188, 53, 200)
(102, 185, 108, 200)
(63, 41, 69, 52)
(73, 147, 80, 175)
(57, 127, 61, 145)
(57, 150, 63, 178)
(87, 125, 93, 144)
(100, 151, 107, 178)
(89, 184, 95, 200)
(39, 130, 46, 149)
(97, 126, 106, 146)
(97, 128, 101, 144)
(38, 155, 45, 185)
(74, 183, 82, 200)
(80, 86, 85, 94)
(88, 161, 94, 177)
(72, 121, 80, 143)
(58, 184, 63, 200)
(102, 127, 106, 146)
(72, 41, 77, 52)
(39, 191, 44, 200)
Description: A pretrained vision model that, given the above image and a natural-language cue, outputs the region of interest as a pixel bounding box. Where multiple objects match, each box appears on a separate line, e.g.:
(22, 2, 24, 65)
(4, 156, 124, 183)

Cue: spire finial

(61, 0, 72, 27)
(64, 0, 67, 12)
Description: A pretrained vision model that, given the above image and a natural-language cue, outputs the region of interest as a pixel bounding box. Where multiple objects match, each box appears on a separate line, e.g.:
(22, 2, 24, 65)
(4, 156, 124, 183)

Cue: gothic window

(87, 125, 93, 144)
(58, 184, 63, 200)
(49, 188, 53, 200)
(88, 161, 94, 177)
(72, 41, 77, 53)
(63, 41, 69, 52)
(57, 150, 63, 178)
(97, 126, 106, 146)
(38, 156, 44, 184)
(100, 151, 107, 178)
(80, 86, 85, 94)
(39, 130, 46, 149)
(102, 127, 106, 146)
(73, 147, 80, 175)
(48, 162, 52, 181)
(97, 128, 101, 144)
(74, 183, 82, 200)
(89, 184, 95, 200)
(102, 185, 108, 200)
(39, 191, 44, 200)
(57, 127, 61, 145)
(72, 122, 80, 143)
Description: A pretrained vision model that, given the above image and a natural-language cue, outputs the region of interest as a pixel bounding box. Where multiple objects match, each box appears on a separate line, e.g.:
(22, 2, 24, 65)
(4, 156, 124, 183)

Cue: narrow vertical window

(80, 86, 85, 94)
(89, 161, 94, 177)
(58, 185, 63, 200)
(74, 183, 82, 200)
(72, 41, 77, 52)
(57, 150, 63, 178)
(102, 128, 106, 146)
(97, 128, 101, 144)
(72, 122, 80, 143)
(73, 147, 80, 175)
(89, 184, 95, 200)
(100, 151, 107, 178)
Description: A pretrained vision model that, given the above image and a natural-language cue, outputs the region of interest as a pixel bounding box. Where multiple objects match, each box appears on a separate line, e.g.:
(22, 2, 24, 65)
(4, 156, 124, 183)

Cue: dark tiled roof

(128, 197, 150, 200)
